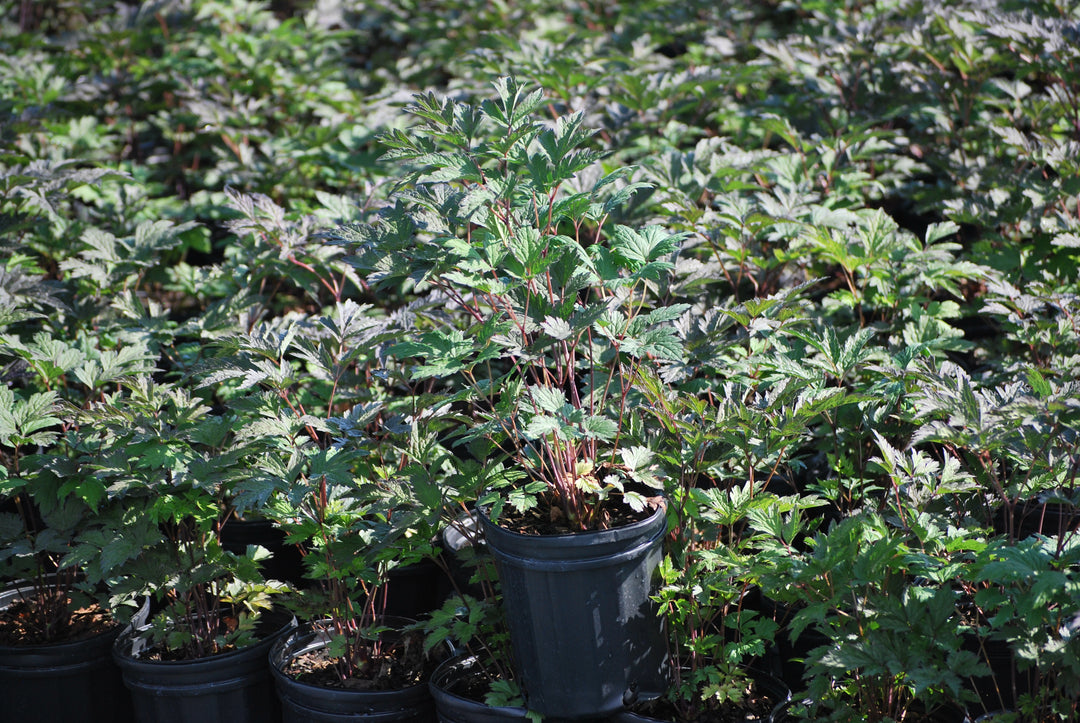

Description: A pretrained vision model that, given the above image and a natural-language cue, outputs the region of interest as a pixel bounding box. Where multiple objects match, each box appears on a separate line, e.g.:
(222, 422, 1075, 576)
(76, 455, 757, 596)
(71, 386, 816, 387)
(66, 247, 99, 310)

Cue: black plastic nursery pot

(384, 558, 447, 620)
(963, 633, 1035, 715)
(0, 582, 133, 723)
(221, 516, 307, 587)
(478, 501, 670, 720)
(609, 669, 790, 723)
(112, 607, 296, 723)
(753, 594, 830, 691)
(269, 617, 436, 723)
(428, 653, 531, 723)
(220, 517, 445, 618)
(992, 498, 1080, 540)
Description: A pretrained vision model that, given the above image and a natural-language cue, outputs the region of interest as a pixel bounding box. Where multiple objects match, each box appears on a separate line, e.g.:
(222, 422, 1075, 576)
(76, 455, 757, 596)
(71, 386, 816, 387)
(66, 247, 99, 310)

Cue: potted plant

(760, 512, 983, 722)
(195, 187, 454, 615)
(198, 296, 457, 721)
(0, 387, 138, 723)
(0, 267, 153, 723)
(429, 652, 533, 723)
(899, 355, 1080, 718)
(423, 593, 534, 723)
(419, 557, 534, 723)
(412, 464, 533, 720)
(259, 409, 453, 722)
(612, 383, 819, 722)
(960, 534, 1080, 722)
(335, 76, 682, 719)
(66, 374, 293, 723)
(612, 483, 791, 723)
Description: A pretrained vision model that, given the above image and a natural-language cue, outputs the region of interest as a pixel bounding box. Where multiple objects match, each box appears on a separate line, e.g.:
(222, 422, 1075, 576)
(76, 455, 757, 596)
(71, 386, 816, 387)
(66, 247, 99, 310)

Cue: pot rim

(0, 578, 148, 652)
(270, 616, 447, 699)
(428, 652, 529, 715)
(113, 605, 295, 666)
(619, 666, 791, 723)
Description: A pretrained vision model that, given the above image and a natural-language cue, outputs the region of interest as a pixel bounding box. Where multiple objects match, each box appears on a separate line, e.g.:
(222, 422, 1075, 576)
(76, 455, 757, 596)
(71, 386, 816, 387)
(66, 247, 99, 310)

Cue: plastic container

(610, 668, 790, 722)
(0, 581, 133, 723)
(113, 607, 295, 723)
(269, 617, 435, 723)
(478, 501, 669, 719)
(429, 653, 530, 723)
(221, 516, 306, 587)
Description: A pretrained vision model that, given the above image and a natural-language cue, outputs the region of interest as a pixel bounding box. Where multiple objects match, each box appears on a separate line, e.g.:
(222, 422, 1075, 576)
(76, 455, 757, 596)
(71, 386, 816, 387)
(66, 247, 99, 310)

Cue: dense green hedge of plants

(1, 0, 1078, 720)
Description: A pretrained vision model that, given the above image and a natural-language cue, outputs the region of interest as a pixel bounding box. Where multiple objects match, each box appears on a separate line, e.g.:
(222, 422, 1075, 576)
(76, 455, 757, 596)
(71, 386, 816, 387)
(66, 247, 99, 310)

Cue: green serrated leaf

(529, 385, 567, 414)
(1026, 368, 1052, 399)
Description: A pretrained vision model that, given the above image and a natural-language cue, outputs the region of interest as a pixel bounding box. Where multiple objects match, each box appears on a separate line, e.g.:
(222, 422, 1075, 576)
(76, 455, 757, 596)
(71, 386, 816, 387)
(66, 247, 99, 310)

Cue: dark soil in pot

(494, 485, 660, 535)
(0, 590, 113, 645)
(276, 616, 437, 689)
(270, 617, 441, 722)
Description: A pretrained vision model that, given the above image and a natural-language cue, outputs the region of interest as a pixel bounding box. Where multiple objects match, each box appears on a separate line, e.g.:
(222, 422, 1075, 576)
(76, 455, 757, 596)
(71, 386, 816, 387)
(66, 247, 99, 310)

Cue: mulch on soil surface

(0, 597, 113, 646)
